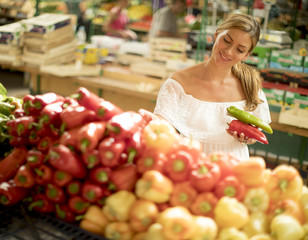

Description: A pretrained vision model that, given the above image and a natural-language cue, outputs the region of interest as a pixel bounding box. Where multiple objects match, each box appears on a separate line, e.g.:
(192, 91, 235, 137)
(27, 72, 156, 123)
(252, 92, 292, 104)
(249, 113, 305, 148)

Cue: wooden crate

(130, 61, 167, 79)
(149, 37, 187, 63)
(23, 32, 75, 52)
(279, 101, 308, 129)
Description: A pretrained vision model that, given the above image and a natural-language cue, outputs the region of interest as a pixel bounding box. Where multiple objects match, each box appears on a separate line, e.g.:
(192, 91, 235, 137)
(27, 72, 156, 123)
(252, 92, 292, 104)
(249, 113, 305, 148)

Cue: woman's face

(212, 28, 252, 68)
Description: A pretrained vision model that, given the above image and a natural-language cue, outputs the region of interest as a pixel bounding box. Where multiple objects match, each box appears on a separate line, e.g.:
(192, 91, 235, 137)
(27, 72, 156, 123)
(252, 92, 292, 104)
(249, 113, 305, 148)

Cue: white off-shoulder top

(154, 78, 271, 161)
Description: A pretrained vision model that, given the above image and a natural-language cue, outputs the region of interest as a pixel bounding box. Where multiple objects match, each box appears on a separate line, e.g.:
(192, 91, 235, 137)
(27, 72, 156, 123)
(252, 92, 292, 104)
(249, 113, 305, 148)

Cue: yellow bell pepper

(129, 199, 159, 232)
(79, 205, 109, 235)
(265, 164, 303, 202)
(135, 170, 173, 203)
(243, 212, 269, 237)
(214, 196, 249, 229)
(299, 186, 308, 222)
(157, 206, 196, 240)
(270, 214, 304, 240)
(243, 187, 270, 213)
(104, 221, 134, 240)
(190, 216, 218, 240)
(233, 156, 267, 187)
(145, 223, 166, 240)
(131, 232, 147, 240)
(103, 190, 136, 222)
(142, 119, 179, 153)
(218, 227, 248, 240)
(268, 199, 305, 224)
(249, 234, 273, 240)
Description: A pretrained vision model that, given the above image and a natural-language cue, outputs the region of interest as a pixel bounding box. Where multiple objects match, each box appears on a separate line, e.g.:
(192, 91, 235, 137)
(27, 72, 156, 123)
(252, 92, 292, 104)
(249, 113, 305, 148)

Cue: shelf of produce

(0, 203, 107, 240)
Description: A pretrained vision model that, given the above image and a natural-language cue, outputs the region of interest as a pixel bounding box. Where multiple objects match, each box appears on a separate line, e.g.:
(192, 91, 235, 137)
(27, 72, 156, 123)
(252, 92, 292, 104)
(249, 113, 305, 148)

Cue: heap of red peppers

(0, 87, 149, 222)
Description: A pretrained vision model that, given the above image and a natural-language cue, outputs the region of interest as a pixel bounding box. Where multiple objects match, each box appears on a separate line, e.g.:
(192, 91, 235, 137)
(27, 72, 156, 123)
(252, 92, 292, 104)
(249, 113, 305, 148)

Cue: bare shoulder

(172, 62, 204, 87)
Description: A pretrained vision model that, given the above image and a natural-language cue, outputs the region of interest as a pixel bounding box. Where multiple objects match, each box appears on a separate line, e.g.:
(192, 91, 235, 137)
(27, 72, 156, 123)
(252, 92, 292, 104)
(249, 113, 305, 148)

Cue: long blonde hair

(216, 14, 262, 111)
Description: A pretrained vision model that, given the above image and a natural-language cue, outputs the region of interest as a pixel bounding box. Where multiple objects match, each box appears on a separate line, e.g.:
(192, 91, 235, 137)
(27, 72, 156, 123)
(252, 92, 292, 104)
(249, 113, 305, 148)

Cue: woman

(103, 0, 137, 40)
(154, 13, 271, 161)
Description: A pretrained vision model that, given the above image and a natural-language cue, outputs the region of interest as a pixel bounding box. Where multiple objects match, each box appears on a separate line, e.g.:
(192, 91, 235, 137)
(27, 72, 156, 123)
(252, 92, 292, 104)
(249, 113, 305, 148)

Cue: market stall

(0, 0, 308, 239)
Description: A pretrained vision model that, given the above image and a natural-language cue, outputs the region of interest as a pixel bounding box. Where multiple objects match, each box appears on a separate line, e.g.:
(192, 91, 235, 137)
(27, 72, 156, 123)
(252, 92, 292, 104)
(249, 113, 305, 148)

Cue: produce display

(0, 86, 307, 240)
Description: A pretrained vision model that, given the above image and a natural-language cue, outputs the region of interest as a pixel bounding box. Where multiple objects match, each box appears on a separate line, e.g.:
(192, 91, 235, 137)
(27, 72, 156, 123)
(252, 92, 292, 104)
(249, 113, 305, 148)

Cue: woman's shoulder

(172, 62, 203, 87)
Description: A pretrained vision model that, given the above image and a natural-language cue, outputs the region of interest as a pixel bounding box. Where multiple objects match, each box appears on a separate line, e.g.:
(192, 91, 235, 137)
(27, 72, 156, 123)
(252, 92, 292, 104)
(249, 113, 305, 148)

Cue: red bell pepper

(82, 149, 101, 169)
(28, 194, 55, 213)
(227, 120, 269, 144)
(71, 87, 102, 111)
(136, 147, 166, 174)
(71, 121, 107, 153)
(189, 160, 221, 192)
(190, 192, 218, 218)
(89, 166, 111, 185)
(82, 182, 106, 203)
(14, 108, 25, 118)
(109, 164, 138, 191)
(28, 130, 40, 146)
(68, 196, 90, 214)
(6, 116, 35, 137)
(39, 101, 63, 127)
(61, 97, 79, 109)
(32, 122, 59, 138)
(8, 135, 29, 147)
(214, 175, 246, 201)
(37, 136, 55, 153)
(60, 121, 106, 153)
(124, 130, 145, 164)
(138, 108, 157, 127)
(48, 144, 87, 179)
(45, 183, 66, 203)
(99, 137, 126, 167)
(53, 170, 72, 187)
(14, 164, 35, 188)
(96, 187, 112, 207)
(169, 181, 198, 208)
(32, 92, 64, 112)
(171, 137, 203, 163)
(208, 152, 240, 179)
(23, 94, 38, 116)
(66, 180, 82, 196)
(59, 105, 97, 130)
(164, 150, 194, 183)
(0, 147, 28, 182)
(27, 149, 45, 169)
(95, 99, 123, 121)
(34, 164, 53, 185)
(0, 181, 28, 206)
(55, 204, 76, 223)
(106, 111, 144, 140)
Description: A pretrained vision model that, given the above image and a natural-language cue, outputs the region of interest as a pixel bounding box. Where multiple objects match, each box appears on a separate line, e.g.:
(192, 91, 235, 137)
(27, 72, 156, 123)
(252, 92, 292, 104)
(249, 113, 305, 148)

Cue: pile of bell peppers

(0, 86, 307, 240)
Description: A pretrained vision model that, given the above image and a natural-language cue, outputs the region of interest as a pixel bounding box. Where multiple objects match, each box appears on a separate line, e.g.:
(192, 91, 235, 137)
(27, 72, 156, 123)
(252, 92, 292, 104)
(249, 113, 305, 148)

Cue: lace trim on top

(154, 78, 271, 144)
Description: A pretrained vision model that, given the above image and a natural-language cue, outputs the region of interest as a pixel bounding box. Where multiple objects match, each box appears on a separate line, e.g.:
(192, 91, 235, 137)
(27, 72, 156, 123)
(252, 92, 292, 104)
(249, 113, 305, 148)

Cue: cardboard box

(22, 14, 71, 34)
(270, 49, 304, 70)
(0, 21, 23, 45)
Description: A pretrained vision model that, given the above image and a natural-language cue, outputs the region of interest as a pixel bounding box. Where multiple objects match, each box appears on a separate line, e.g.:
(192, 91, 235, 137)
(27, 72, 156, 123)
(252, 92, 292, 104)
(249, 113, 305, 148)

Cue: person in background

(65, 0, 91, 39)
(148, 0, 187, 39)
(153, 14, 271, 161)
(103, 0, 137, 40)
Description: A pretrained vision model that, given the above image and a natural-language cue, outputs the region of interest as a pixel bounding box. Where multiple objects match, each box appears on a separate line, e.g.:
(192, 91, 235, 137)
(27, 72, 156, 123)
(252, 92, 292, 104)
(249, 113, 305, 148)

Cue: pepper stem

(224, 186, 236, 197)
(173, 160, 185, 172)
(56, 204, 66, 219)
(106, 124, 121, 134)
(28, 200, 44, 210)
(80, 138, 90, 152)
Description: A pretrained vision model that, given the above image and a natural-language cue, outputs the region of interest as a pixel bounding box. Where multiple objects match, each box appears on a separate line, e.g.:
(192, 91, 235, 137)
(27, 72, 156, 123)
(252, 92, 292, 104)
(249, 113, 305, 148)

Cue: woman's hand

(226, 129, 256, 145)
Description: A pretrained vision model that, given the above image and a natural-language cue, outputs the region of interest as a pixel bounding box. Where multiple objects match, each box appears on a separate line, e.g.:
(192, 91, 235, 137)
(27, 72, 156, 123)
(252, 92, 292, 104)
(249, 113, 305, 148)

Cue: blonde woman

(154, 14, 271, 161)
